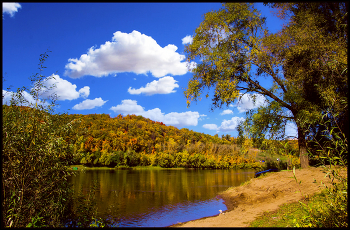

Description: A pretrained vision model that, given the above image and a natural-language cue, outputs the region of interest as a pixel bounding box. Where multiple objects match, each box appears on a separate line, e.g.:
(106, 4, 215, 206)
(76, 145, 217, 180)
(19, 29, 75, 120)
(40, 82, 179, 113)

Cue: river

(67, 168, 255, 227)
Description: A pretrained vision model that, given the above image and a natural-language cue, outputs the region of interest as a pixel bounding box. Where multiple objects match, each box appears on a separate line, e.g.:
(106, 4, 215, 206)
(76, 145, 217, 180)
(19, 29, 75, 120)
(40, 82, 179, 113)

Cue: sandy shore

(171, 166, 347, 227)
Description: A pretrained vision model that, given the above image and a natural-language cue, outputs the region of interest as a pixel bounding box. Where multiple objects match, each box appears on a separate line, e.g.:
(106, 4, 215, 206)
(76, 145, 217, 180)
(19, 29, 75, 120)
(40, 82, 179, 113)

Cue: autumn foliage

(39, 112, 262, 169)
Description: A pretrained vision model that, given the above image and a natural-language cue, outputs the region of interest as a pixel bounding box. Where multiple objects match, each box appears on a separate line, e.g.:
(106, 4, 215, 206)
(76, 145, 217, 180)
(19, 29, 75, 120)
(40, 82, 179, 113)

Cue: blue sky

(2, 2, 298, 138)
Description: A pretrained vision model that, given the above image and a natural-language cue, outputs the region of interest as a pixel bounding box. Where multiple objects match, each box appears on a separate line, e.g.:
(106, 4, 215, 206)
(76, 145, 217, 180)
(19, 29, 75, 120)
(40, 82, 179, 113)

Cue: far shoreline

(67, 164, 261, 171)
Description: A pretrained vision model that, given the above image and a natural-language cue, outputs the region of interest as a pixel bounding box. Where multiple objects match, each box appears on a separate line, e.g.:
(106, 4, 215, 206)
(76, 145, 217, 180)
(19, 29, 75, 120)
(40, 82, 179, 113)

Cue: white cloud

(203, 124, 218, 130)
(203, 117, 245, 132)
(72, 97, 107, 110)
(128, 76, 179, 95)
(218, 117, 245, 132)
(220, 109, 233, 115)
(2, 89, 49, 107)
(2, 2, 21, 17)
(78, 86, 90, 99)
(199, 114, 207, 121)
(162, 111, 202, 127)
(233, 93, 268, 113)
(39, 74, 90, 100)
(65, 30, 195, 78)
(182, 35, 193, 45)
(110, 99, 144, 114)
(110, 99, 202, 127)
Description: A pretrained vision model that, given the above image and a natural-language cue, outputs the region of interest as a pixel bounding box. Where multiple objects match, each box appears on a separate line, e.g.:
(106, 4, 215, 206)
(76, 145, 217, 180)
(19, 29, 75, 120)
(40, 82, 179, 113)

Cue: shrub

(157, 152, 174, 168)
(264, 158, 288, 170)
(295, 109, 348, 227)
(139, 153, 151, 166)
(2, 52, 77, 227)
(111, 150, 125, 166)
(123, 149, 140, 167)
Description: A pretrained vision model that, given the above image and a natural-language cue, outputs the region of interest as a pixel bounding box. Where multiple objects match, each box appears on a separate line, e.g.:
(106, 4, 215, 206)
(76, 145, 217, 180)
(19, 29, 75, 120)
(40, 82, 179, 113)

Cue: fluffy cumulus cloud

(220, 109, 233, 115)
(202, 124, 218, 130)
(203, 117, 245, 132)
(72, 97, 107, 110)
(110, 99, 202, 127)
(128, 76, 179, 95)
(232, 93, 268, 113)
(219, 117, 245, 132)
(65, 30, 195, 78)
(78, 86, 90, 98)
(39, 74, 90, 100)
(2, 2, 21, 17)
(182, 35, 193, 45)
(2, 89, 49, 107)
(110, 99, 144, 114)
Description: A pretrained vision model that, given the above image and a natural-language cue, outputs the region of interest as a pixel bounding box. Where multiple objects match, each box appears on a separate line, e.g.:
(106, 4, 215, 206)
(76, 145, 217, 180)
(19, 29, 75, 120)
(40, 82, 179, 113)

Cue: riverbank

(67, 165, 185, 171)
(67, 164, 258, 171)
(171, 166, 347, 227)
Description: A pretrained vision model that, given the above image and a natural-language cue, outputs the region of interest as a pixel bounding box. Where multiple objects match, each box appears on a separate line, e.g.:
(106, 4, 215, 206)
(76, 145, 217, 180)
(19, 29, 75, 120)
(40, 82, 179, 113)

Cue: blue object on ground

(254, 168, 278, 178)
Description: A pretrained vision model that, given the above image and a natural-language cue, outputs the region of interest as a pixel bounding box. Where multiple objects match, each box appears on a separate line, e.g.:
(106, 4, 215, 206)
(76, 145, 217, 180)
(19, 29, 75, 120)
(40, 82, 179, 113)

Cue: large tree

(184, 3, 347, 168)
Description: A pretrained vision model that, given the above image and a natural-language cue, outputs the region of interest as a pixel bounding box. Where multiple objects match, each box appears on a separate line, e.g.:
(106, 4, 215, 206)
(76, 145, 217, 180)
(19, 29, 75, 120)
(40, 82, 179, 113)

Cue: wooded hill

(60, 112, 261, 169)
(4, 105, 300, 169)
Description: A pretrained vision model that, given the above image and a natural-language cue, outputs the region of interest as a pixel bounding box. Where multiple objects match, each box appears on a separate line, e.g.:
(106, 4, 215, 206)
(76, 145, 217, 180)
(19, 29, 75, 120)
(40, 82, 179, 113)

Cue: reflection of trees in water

(69, 169, 255, 220)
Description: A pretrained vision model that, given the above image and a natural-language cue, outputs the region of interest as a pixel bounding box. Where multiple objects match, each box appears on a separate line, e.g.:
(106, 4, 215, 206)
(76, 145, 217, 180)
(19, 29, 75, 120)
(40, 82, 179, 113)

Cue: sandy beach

(171, 166, 346, 227)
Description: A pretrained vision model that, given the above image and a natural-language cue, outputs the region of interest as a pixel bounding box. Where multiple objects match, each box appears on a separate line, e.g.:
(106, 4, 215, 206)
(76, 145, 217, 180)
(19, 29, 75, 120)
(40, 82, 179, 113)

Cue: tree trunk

(298, 127, 309, 168)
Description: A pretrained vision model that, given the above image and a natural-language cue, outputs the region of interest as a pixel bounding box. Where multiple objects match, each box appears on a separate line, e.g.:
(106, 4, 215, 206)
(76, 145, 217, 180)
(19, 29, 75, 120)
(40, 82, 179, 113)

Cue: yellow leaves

(214, 78, 240, 104)
(184, 2, 271, 110)
(184, 79, 202, 107)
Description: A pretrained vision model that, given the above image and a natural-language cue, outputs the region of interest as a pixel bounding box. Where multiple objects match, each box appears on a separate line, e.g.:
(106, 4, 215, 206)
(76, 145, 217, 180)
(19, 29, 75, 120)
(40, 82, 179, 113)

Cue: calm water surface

(68, 168, 255, 227)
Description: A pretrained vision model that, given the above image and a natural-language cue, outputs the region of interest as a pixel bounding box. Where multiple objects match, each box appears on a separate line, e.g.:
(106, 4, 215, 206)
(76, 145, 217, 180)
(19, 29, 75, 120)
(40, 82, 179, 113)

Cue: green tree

(268, 2, 348, 162)
(184, 3, 347, 168)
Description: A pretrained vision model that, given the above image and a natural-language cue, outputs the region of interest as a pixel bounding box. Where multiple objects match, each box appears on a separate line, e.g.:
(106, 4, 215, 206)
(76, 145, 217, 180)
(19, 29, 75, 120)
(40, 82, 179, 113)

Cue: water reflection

(68, 168, 255, 227)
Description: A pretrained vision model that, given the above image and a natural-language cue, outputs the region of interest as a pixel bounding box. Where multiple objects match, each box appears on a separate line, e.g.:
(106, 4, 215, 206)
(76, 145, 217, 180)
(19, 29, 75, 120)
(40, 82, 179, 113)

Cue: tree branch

(246, 77, 293, 111)
(257, 64, 288, 94)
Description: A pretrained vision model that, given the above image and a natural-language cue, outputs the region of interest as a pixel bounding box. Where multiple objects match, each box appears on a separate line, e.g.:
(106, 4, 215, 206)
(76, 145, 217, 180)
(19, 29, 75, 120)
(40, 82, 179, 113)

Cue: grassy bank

(247, 166, 348, 228)
(249, 185, 347, 227)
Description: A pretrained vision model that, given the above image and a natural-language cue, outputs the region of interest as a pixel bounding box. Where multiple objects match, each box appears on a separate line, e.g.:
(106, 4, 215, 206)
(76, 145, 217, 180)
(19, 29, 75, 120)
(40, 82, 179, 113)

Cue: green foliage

(123, 149, 141, 167)
(2, 52, 77, 227)
(185, 2, 348, 169)
(111, 150, 125, 167)
(139, 153, 151, 166)
(249, 190, 337, 227)
(157, 152, 175, 168)
(184, 3, 266, 109)
(293, 110, 348, 227)
(49, 108, 265, 170)
(264, 158, 287, 171)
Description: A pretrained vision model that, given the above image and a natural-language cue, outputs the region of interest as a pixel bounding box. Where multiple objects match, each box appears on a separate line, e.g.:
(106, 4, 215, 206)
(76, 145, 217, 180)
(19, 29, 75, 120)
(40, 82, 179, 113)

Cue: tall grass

(294, 109, 348, 227)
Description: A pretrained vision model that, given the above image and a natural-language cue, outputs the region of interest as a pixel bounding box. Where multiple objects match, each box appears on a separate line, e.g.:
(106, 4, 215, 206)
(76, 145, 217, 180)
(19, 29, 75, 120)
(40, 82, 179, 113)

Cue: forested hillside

(56, 112, 263, 169)
(5, 105, 278, 169)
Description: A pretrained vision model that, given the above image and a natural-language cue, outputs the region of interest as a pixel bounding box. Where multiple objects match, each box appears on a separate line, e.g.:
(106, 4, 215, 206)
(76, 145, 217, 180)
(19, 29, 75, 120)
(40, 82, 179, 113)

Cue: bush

(157, 152, 174, 168)
(111, 150, 125, 166)
(139, 153, 151, 166)
(264, 158, 288, 171)
(2, 52, 76, 227)
(295, 109, 348, 227)
(123, 149, 140, 167)
(203, 155, 216, 169)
